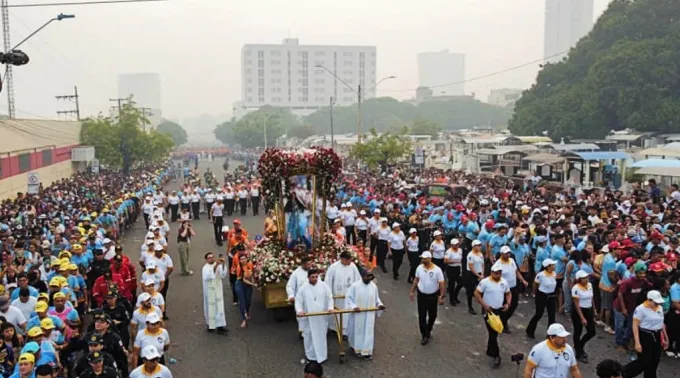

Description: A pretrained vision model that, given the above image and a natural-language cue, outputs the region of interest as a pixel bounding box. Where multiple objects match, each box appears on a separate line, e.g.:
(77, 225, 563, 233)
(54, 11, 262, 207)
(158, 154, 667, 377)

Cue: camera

(510, 353, 524, 364)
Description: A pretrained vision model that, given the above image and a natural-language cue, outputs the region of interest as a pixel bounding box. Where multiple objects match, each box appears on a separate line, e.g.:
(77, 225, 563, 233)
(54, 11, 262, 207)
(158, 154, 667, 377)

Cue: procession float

(252, 147, 364, 315)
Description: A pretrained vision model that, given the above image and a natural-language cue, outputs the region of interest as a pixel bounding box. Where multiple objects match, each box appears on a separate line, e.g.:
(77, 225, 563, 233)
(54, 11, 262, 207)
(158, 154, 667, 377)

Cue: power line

(3, 0, 167, 8)
(56, 85, 80, 120)
(380, 49, 570, 93)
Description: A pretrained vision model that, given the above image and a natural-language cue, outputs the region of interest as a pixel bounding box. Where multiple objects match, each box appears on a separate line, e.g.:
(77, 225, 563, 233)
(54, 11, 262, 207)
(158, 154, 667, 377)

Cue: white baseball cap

(145, 312, 161, 324)
(420, 251, 432, 259)
(359, 210, 366, 215)
(409, 228, 417, 234)
(546, 323, 570, 337)
(433, 230, 442, 237)
(542, 258, 556, 267)
(141, 345, 161, 360)
(471, 240, 482, 246)
(145, 261, 156, 269)
(450, 238, 460, 245)
(374, 209, 381, 213)
(392, 222, 400, 228)
(490, 264, 503, 272)
(380, 217, 388, 222)
(153, 244, 164, 251)
(500, 246, 512, 254)
(144, 278, 155, 286)
(647, 290, 665, 304)
(575, 270, 590, 279)
(138, 292, 152, 302)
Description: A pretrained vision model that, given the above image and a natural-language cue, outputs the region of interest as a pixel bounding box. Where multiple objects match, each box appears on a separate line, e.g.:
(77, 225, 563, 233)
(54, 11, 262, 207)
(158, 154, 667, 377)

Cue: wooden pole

(311, 175, 317, 248)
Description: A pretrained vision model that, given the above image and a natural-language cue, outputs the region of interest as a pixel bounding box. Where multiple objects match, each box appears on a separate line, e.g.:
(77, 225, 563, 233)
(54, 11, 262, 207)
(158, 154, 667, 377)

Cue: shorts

(556, 278, 564, 292)
(600, 290, 615, 310)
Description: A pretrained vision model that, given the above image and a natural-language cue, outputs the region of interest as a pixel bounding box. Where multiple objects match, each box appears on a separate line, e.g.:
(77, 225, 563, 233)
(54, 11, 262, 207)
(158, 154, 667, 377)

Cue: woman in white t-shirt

(443, 239, 463, 306)
(355, 211, 369, 246)
(376, 218, 391, 273)
(429, 231, 446, 271)
(406, 228, 420, 283)
(387, 223, 406, 280)
(571, 270, 596, 363)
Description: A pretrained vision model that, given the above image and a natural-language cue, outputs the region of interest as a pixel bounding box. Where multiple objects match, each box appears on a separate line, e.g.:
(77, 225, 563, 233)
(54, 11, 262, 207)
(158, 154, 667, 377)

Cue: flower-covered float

(253, 147, 363, 315)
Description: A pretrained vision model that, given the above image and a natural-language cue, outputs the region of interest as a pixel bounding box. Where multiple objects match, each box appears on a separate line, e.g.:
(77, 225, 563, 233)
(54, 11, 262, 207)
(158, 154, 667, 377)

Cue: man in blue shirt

(11, 273, 39, 301)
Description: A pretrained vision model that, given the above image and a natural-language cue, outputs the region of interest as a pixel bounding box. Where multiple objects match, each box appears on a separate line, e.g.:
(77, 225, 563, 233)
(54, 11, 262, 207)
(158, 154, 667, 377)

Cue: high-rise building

(117, 73, 162, 129)
(239, 39, 377, 116)
(488, 88, 523, 108)
(417, 50, 466, 96)
(544, 0, 594, 63)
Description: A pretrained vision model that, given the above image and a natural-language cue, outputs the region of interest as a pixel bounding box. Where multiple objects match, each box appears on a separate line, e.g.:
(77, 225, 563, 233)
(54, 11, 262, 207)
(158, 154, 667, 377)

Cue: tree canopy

(509, 0, 680, 140)
(214, 106, 299, 147)
(80, 101, 174, 173)
(410, 118, 442, 137)
(349, 128, 412, 169)
(157, 120, 188, 146)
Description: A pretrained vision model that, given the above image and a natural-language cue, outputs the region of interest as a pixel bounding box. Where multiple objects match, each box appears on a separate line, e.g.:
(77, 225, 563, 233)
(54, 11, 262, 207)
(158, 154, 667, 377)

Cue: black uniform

(102, 300, 132, 347)
(77, 366, 119, 378)
(92, 330, 129, 377)
(74, 351, 118, 377)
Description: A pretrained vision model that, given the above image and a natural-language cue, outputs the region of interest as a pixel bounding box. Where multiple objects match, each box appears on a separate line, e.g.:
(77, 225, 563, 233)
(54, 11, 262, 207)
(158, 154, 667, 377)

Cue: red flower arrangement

(257, 147, 342, 204)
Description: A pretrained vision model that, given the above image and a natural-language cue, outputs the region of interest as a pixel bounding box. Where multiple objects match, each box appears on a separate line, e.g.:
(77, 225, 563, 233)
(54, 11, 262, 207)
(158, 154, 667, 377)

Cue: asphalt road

(120, 159, 680, 378)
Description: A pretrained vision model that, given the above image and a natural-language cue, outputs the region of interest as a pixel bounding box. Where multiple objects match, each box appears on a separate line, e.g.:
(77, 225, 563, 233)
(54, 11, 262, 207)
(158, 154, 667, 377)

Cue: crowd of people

(271, 164, 679, 378)
(0, 164, 175, 378)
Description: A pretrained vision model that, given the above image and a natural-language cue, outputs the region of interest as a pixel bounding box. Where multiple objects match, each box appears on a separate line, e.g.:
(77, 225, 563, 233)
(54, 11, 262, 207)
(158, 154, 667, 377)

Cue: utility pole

(136, 107, 153, 132)
(109, 97, 124, 122)
(2, 0, 15, 118)
(357, 84, 362, 143)
(55, 86, 80, 120)
(329, 96, 335, 147)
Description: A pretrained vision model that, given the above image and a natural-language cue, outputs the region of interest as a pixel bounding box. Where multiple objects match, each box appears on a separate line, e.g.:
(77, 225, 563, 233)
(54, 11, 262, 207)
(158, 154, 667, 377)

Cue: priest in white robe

(202, 252, 228, 334)
(286, 256, 312, 333)
(324, 251, 361, 334)
(295, 269, 334, 363)
(345, 271, 385, 359)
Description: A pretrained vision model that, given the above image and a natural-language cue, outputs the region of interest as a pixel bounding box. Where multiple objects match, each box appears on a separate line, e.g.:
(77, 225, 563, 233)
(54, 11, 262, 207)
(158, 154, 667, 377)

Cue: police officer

(89, 313, 129, 377)
(77, 351, 119, 378)
(101, 289, 132, 348)
(475, 265, 511, 367)
(73, 335, 118, 377)
(523, 323, 583, 378)
(623, 290, 668, 378)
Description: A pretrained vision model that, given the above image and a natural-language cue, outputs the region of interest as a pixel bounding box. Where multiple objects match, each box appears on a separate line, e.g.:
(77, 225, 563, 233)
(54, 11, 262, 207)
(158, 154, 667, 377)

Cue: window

(258, 60, 264, 68)
(314, 78, 325, 84)
(246, 60, 252, 65)
(314, 87, 325, 93)
(257, 50, 264, 59)
(246, 69, 252, 74)
(271, 50, 281, 56)
(247, 97, 253, 102)
(315, 97, 325, 102)
(247, 88, 253, 93)
(258, 78, 264, 86)
(343, 52, 353, 57)
(314, 51, 325, 56)
(19, 153, 30, 173)
(42, 149, 52, 166)
(343, 61, 353, 66)
(247, 79, 252, 84)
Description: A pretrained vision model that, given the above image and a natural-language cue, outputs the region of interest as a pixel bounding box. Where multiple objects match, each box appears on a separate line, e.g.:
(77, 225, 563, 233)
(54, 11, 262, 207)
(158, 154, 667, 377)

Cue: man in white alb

(287, 256, 312, 336)
(324, 251, 361, 334)
(345, 271, 385, 360)
(295, 269, 334, 363)
(202, 252, 228, 334)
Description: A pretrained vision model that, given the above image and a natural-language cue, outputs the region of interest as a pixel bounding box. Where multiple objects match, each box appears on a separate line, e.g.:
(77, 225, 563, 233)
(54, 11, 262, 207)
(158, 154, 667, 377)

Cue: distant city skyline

(117, 73, 163, 128)
(544, 0, 595, 63)
(417, 50, 466, 96)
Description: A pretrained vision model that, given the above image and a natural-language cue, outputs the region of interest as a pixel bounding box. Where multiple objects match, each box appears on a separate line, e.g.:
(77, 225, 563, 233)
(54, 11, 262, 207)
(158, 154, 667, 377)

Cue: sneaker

(492, 356, 501, 367)
(665, 351, 677, 358)
(468, 308, 477, 315)
(420, 336, 429, 345)
(604, 326, 615, 335)
(595, 320, 605, 327)
(577, 354, 589, 364)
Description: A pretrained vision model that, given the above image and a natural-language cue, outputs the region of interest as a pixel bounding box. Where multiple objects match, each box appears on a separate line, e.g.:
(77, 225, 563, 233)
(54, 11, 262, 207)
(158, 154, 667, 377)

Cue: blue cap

(21, 341, 40, 354)
(535, 236, 547, 243)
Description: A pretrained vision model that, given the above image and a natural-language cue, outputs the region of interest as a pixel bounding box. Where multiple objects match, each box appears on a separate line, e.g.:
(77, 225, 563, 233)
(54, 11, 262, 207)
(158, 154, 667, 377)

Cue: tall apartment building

(487, 88, 523, 108)
(117, 73, 162, 129)
(544, 0, 594, 63)
(239, 39, 377, 116)
(417, 50, 466, 96)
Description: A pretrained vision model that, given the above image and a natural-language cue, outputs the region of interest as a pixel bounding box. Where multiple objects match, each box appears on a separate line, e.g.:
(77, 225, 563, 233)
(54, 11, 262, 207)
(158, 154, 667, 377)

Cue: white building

(487, 88, 523, 108)
(117, 73, 162, 129)
(417, 50, 465, 96)
(544, 0, 594, 63)
(239, 38, 377, 117)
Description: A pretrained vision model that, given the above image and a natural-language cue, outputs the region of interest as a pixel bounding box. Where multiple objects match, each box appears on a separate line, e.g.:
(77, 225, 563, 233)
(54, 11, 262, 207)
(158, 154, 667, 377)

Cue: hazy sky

(5, 0, 611, 121)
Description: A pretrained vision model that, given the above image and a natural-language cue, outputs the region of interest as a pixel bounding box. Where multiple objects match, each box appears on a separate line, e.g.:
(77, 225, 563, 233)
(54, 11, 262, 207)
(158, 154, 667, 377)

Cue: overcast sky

(5, 0, 611, 121)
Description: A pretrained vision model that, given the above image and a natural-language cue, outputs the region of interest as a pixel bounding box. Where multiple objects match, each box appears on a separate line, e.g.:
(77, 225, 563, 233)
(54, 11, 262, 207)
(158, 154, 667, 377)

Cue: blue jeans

(614, 309, 633, 346)
(235, 280, 253, 321)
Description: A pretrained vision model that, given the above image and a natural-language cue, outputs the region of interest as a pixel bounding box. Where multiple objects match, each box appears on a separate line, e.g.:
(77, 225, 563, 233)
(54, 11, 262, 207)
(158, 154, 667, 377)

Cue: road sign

(27, 172, 40, 194)
(91, 159, 100, 174)
(414, 147, 425, 165)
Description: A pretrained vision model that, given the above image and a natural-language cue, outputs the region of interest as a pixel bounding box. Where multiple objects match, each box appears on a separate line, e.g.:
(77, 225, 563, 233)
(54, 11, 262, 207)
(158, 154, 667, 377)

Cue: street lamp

(315, 64, 396, 142)
(12, 14, 75, 50)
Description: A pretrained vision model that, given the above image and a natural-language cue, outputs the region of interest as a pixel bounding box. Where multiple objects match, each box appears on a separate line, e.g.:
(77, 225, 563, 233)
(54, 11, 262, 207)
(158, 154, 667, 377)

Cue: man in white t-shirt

(0, 295, 27, 335)
(524, 323, 582, 378)
(11, 288, 37, 322)
(408, 252, 445, 346)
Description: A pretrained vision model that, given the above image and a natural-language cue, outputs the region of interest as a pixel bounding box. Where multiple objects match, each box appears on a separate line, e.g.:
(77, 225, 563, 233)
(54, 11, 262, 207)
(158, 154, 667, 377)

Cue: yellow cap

(91, 212, 98, 217)
(102, 208, 109, 212)
(68, 263, 78, 271)
(35, 302, 48, 312)
(59, 258, 70, 266)
(49, 277, 62, 287)
(0, 284, 4, 296)
(53, 292, 66, 300)
(40, 318, 55, 330)
(71, 244, 83, 252)
(58, 251, 72, 259)
(27, 327, 43, 337)
(38, 293, 49, 301)
(18, 353, 35, 364)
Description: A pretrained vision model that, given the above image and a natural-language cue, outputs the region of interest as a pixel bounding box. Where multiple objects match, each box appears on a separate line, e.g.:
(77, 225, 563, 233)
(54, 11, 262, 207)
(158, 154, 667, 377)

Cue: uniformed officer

(89, 313, 129, 377)
(102, 289, 132, 347)
(475, 264, 511, 367)
(73, 334, 118, 377)
(523, 323, 583, 378)
(77, 351, 119, 378)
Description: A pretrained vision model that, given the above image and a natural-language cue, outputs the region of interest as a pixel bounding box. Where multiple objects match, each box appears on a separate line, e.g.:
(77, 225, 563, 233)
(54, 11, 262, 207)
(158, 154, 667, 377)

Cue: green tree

(509, 0, 680, 140)
(80, 101, 174, 173)
(349, 128, 412, 169)
(157, 121, 188, 146)
(213, 106, 300, 147)
(410, 118, 442, 137)
(287, 124, 316, 139)
(304, 97, 511, 134)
